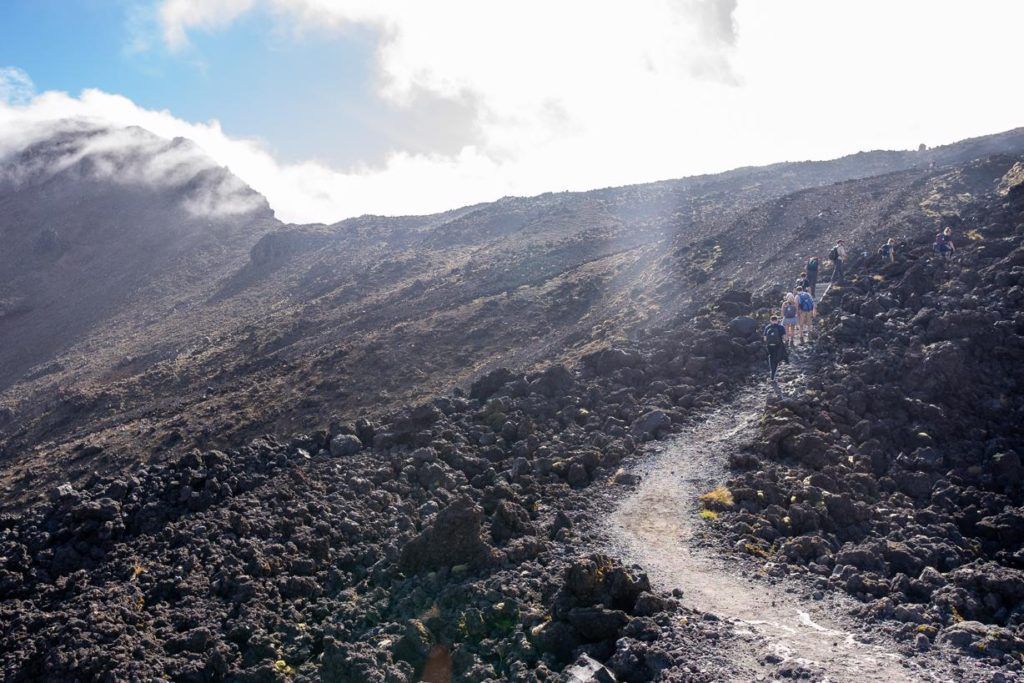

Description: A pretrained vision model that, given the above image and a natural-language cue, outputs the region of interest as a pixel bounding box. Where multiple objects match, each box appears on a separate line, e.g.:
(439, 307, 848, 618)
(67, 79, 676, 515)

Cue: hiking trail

(601, 353, 952, 682)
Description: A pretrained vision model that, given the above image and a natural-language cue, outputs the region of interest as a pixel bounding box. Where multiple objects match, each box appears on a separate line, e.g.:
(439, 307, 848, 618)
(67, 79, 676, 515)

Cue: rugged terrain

(3, 124, 1024, 509)
(707, 157, 1024, 674)
(0, 123, 1023, 681)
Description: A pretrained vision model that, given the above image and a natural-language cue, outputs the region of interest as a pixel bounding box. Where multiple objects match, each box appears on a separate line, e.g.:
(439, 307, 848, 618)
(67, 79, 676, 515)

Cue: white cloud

(0, 113, 266, 218)
(0, 77, 512, 221)
(3, 1, 1024, 224)
(0, 67, 35, 105)
(159, 0, 256, 49)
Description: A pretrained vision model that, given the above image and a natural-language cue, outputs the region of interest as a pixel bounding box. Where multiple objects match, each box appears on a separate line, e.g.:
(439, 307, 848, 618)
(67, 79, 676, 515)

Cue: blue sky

(1, 1, 1023, 223)
(0, 0, 409, 166)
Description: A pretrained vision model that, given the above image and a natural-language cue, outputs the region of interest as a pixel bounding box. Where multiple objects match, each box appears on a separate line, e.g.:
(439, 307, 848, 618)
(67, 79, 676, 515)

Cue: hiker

(781, 293, 799, 347)
(795, 271, 810, 292)
(805, 256, 820, 295)
(879, 238, 896, 263)
(796, 286, 815, 343)
(763, 315, 788, 381)
(934, 227, 955, 260)
(828, 240, 847, 282)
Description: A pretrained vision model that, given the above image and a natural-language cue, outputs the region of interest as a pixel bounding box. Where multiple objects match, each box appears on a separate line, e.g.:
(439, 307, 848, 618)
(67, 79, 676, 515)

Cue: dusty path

(601, 358, 956, 682)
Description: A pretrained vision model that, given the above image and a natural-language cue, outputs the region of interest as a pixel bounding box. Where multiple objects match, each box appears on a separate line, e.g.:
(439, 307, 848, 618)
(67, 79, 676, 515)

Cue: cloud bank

(0, 101, 268, 218)
(3, 1, 1024, 224)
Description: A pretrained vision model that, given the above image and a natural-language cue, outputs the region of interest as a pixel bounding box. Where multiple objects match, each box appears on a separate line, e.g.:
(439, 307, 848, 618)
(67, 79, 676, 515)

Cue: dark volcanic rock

(727, 316, 758, 337)
(329, 433, 363, 456)
(715, 177, 1024, 662)
(5, 134, 1024, 682)
(568, 606, 630, 641)
(631, 410, 671, 438)
(398, 496, 495, 573)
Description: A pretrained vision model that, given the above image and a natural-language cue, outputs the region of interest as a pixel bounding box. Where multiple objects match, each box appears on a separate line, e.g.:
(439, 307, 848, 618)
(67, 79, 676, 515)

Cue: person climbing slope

(828, 240, 847, 283)
(795, 271, 810, 292)
(763, 315, 787, 381)
(796, 286, 815, 344)
(879, 238, 896, 263)
(805, 256, 820, 295)
(781, 293, 798, 347)
(934, 227, 955, 260)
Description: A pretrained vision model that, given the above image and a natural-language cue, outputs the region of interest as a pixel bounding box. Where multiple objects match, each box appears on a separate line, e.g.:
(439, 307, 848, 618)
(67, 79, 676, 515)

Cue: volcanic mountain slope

(4, 125, 1024, 509)
(713, 157, 1024, 664)
(1, 154, 1023, 682)
(0, 122, 276, 384)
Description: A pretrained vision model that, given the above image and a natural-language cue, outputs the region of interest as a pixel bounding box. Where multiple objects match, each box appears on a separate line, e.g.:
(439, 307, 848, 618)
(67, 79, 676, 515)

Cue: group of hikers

(761, 226, 957, 382)
(762, 239, 848, 381)
(877, 227, 955, 264)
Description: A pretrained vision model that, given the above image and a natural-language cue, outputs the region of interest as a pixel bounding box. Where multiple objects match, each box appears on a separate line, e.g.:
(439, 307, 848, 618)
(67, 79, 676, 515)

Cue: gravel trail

(602, 360, 955, 682)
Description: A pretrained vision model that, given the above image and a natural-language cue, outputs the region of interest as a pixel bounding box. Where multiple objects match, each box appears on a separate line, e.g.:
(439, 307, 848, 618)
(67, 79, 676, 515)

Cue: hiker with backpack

(781, 293, 799, 347)
(805, 256, 820, 295)
(934, 227, 955, 260)
(828, 240, 847, 283)
(795, 271, 810, 292)
(879, 238, 896, 263)
(763, 315, 788, 381)
(796, 286, 815, 343)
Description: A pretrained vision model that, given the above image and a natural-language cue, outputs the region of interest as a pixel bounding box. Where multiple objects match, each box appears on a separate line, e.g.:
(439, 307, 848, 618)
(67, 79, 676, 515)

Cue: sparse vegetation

(743, 543, 771, 558)
(699, 485, 734, 510)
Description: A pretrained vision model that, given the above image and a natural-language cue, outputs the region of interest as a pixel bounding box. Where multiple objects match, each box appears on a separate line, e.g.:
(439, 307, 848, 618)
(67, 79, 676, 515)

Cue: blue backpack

(798, 292, 814, 312)
(783, 303, 797, 318)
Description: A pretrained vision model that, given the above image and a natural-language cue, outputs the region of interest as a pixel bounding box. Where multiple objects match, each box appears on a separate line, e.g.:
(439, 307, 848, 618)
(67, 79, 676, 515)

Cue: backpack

(828, 246, 839, 261)
(798, 292, 814, 312)
(765, 324, 783, 346)
(807, 257, 818, 272)
(783, 303, 797, 318)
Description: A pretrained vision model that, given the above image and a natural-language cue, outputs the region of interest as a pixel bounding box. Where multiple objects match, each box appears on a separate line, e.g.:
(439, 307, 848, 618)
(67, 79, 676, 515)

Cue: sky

(1, 0, 1023, 224)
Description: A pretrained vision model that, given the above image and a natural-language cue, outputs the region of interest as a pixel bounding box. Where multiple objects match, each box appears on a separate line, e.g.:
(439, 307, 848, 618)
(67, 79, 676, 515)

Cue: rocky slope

(0, 297, 765, 681)
(3, 124, 1024, 511)
(2, 124, 1024, 681)
(713, 157, 1024, 670)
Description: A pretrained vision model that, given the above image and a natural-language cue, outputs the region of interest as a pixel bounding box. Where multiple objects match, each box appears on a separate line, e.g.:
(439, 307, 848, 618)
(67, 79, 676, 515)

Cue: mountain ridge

(2, 123, 1024, 509)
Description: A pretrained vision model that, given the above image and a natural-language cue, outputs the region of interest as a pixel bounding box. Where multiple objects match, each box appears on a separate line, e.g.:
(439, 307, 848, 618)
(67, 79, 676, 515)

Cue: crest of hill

(1, 122, 1024, 507)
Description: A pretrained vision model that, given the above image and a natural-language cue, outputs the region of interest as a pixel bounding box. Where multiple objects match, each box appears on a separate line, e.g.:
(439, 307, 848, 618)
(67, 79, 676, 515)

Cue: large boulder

(329, 433, 363, 457)
(631, 410, 671, 438)
(565, 554, 651, 611)
(398, 496, 495, 573)
(780, 432, 830, 469)
(568, 606, 630, 641)
(529, 620, 582, 663)
(529, 364, 575, 397)
(393, 619, 434, 669)
(727, 316, 758, 337)
(976, 507, 1024, 544)
(562, 654, 616, 683)
(938, 621, 1024, 658)
(581, 348, 642, 374)
(490, 500, 536, 544)
(469, 367, 518, 400)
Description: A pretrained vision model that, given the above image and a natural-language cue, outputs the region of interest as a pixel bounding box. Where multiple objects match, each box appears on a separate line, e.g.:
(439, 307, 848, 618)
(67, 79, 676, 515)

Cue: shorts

(798, 312, 814, 327)
(782, 316, 798, 326)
